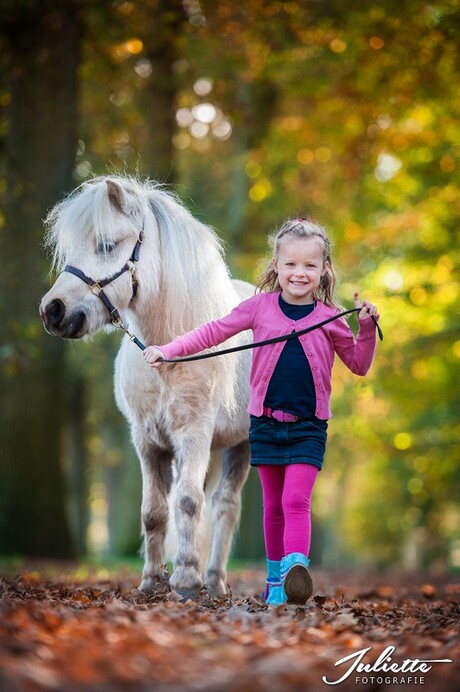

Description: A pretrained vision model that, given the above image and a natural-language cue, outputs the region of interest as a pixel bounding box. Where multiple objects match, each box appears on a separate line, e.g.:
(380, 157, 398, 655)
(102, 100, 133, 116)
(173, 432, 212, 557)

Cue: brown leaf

(422, 583, 437, 598)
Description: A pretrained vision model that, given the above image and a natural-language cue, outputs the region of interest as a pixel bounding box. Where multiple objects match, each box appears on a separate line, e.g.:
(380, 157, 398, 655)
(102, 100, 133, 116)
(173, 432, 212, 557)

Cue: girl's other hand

(143, 346, 165, 368)
(354, 291, 378, 320)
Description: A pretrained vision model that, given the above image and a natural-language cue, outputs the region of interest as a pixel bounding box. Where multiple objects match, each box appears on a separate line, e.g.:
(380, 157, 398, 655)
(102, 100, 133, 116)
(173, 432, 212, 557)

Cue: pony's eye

(96, 240, 117, 255)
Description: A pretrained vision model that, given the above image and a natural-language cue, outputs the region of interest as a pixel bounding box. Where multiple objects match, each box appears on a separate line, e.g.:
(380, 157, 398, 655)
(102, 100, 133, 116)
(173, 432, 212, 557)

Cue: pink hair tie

(296, 216, 312, 222)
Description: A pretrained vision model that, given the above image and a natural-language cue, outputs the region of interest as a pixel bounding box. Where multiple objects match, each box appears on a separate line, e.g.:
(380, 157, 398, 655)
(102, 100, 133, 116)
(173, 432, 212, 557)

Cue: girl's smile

(273, 237, 328, 305)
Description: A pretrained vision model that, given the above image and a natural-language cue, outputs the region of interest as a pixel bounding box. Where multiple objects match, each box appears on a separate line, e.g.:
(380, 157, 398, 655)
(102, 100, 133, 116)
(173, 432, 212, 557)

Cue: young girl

(143, 218, 379, 606)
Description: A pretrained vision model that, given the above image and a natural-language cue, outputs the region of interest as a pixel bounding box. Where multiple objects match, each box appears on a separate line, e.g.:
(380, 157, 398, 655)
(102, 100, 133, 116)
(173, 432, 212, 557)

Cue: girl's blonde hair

(256, 217, 339, 307)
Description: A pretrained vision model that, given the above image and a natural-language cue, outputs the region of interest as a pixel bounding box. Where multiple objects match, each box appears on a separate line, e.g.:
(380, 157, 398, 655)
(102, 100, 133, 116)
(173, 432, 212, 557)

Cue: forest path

(1, 564, 458, 691)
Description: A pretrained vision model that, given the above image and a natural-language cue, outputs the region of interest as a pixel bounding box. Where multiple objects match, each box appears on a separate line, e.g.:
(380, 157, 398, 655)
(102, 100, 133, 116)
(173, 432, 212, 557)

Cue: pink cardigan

(158, 291, 378, 420)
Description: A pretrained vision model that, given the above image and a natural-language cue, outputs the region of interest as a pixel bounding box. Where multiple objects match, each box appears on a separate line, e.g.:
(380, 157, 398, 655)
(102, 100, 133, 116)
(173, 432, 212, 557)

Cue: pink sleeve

(157, 297, 255, 360)
(330, 315, 378, 375)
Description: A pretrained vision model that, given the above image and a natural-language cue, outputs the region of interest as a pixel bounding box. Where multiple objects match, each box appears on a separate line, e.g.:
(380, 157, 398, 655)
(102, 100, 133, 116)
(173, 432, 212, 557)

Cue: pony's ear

(106, 179, 126, 212)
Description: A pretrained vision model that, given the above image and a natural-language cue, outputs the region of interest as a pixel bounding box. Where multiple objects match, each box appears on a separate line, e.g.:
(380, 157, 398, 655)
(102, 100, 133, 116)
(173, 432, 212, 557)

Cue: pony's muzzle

(40, 298, 87, 338)
(43, 298, 65, 327)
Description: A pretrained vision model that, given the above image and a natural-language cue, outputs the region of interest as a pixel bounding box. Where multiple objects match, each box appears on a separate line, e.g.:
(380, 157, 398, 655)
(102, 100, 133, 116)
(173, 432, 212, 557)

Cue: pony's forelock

(44, 176, 147, 271)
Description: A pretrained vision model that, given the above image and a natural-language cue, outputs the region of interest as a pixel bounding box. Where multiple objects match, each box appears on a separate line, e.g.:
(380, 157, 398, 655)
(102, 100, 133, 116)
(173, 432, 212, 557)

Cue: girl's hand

(143, 346, 165, 368)
(354, 291, 378, 320)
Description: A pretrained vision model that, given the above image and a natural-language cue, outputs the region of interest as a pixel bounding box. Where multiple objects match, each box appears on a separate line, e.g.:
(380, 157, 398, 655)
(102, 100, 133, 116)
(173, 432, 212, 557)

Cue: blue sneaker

(263, 558, 287, 606)
(265, 579, 287, 606)
(280, 552, 313, 605)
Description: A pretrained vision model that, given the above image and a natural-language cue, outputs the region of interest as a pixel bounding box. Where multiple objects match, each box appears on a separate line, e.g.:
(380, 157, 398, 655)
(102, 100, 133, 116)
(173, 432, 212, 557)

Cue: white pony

(40, 175, 253, 598)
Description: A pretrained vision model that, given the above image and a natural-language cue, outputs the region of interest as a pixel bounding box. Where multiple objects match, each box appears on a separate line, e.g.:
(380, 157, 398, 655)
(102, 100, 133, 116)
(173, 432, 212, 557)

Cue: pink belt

(263, 406, 301, 423)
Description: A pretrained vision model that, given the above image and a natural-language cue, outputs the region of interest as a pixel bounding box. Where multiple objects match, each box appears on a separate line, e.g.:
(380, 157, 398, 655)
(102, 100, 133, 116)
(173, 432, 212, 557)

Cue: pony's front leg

(136, 438, 174, 594)
(205, 440, 251, 596)
(169, 437, 210, 599)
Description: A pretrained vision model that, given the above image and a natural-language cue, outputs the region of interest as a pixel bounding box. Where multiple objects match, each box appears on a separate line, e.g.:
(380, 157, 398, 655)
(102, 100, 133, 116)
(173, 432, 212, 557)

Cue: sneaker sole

(284, 565, 313, 605)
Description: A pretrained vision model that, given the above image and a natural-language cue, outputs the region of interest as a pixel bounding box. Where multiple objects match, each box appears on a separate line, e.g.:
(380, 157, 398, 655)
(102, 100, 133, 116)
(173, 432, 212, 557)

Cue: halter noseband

(62, 230, 145, 348)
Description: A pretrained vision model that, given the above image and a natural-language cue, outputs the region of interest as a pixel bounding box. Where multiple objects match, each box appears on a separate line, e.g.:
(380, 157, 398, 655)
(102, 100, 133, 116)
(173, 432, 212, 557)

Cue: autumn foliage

(1, 565, 458, 691)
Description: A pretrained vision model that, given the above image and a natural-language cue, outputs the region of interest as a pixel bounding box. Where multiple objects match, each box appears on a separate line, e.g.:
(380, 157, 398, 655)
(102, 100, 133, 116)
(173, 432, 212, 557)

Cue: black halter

(62, 231, 145, 349)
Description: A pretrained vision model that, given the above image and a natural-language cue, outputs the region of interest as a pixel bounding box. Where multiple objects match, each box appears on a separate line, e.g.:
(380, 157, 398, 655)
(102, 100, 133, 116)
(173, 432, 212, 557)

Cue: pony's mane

(44, 175, 236, 339)
(146, 188, 234, 336)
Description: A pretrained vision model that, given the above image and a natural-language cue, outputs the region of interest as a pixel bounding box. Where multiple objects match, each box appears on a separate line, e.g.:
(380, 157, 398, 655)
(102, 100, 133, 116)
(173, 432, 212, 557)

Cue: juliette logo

(322, 645, 452, 686)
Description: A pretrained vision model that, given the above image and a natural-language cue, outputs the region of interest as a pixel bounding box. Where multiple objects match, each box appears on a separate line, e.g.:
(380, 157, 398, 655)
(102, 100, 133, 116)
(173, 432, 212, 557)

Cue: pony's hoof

(138, 573, 168, 595)
(205, 571, 227, 597)
(175, 587, 200, 602)
(169, 565, 203, 598)
(138, 578, 155, 595)
(206, 582, 227, 597)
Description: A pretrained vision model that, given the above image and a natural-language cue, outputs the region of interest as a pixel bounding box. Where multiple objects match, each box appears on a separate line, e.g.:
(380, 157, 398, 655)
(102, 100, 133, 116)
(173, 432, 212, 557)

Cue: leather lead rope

(154, 309, 382, 363)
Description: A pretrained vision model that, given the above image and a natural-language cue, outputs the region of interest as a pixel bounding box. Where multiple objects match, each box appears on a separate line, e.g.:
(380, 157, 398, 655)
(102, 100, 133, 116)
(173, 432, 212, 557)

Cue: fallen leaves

(0, 567, 458, 691)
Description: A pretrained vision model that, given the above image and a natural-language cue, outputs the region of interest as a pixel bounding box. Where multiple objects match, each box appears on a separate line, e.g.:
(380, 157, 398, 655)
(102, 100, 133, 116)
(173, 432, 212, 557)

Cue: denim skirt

(249, 415, 328, 470)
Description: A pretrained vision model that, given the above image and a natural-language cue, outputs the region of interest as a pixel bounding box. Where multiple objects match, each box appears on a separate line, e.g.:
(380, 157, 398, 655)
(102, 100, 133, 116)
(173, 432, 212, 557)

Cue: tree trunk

(66, 373, 89, 556)
(138, 0, 185, 182)
(0, 0, 80, 557)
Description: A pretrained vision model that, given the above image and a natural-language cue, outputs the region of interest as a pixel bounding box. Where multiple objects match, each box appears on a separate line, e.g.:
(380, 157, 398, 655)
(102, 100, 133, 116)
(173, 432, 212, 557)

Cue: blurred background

(0, 0, 458, 572)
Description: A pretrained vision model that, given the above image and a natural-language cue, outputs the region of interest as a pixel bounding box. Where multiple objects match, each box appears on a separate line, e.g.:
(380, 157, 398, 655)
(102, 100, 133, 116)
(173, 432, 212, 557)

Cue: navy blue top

(263, 296, 317, 418)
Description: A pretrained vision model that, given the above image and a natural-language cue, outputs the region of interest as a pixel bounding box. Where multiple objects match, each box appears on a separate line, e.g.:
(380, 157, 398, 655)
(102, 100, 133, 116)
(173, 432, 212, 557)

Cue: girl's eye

(96, 240, 117, 255)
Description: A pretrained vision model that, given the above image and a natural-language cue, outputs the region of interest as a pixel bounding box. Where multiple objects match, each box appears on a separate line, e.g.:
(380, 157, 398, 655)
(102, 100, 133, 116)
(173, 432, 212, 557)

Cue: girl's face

(273, 236, 328, 304)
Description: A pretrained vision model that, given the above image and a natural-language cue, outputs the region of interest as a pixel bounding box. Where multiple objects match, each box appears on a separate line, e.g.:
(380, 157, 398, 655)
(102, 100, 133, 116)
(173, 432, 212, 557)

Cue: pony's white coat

(41, 176, 253, 596)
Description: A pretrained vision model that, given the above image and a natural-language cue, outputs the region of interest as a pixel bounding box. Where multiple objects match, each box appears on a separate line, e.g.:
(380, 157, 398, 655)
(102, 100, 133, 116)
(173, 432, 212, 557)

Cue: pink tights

(257, 464, 319, 561)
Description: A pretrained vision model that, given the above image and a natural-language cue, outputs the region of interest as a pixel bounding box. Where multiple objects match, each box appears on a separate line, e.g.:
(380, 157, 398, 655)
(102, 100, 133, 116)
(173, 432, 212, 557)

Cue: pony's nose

(44, 298, 66, 327)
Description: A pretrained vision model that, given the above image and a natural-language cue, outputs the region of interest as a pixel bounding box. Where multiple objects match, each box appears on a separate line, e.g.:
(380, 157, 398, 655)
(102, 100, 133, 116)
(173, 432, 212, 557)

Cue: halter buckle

(90, 280, 103, 296)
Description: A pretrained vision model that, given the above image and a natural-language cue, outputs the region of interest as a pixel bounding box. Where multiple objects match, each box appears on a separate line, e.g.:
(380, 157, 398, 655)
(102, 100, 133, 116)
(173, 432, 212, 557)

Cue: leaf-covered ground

(0, 563, 458, 691)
